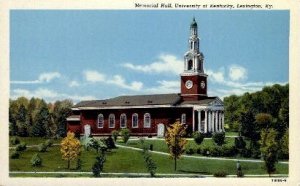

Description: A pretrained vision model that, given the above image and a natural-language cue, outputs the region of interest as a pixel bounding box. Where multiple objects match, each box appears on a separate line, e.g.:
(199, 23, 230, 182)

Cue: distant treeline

(9, 97, 73, 137)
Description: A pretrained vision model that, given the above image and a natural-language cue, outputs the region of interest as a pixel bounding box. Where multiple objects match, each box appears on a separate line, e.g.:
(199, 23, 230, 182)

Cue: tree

(260, 128, 279, 176)
(165, 121, 187, 171)
(16, 104, 29, 137)
(120, 128, 131, 143)
(92, 153, 106, 177)
(31, 100, 51, 137)
(255, 113, 273, 129)
(60, 131, 81, 169)
(279, 129, 289, 159)
(53, 100, 73, 137)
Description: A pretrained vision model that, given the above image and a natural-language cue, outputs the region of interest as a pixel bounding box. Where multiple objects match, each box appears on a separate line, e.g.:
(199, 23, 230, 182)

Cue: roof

(190, 17, 197, 28)
(73, 93, 222, 109)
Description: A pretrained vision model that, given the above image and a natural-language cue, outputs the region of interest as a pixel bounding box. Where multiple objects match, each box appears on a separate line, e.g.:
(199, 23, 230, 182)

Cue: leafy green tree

(140, 139, 157, 177)
(165, 121, 187, 171)
(279, 129, 289, 159)
(260, 128, 279, 176)
(53, 100, 73, 137)
(16, 104, 29, 137)
(92, 153, 106, 177)
(31, 100, 51, 137)
(255, 113, 273, 129)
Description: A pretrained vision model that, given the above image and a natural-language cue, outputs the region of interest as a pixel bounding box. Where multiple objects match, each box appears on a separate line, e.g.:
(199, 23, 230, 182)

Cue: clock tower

(181, 17, 208, 101)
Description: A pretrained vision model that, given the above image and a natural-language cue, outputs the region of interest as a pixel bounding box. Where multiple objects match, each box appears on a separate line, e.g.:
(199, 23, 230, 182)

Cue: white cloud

(108, 75, 143, 91)
(69, 80, 80, 87)
(11, 88, 96, 103)
(122, 54, 183, 75)
(146, 80, 180, 94)
(83, 70, 106, 82)
(206, 69, 225, 83)
(83, 70, 143, 91)
(10, 72, 61, 84)
(228, 65, 247, 81)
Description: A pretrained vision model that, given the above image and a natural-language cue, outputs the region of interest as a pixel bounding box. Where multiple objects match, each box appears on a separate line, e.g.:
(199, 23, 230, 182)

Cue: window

(120, 113, 127, 128)
(188, 60, 193, 70)
(144, 113, 151, 128)
(97, 114, 104, 128)
(181, 113, 186, 125)
(109, 114, 115, 128)
(132, 113, 138, 128)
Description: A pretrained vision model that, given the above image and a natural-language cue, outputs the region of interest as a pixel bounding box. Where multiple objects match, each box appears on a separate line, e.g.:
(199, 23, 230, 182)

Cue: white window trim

(143, 113, 151, 128)
(109, 114, 115, 128)
(97, 114, 104, 128)
(132, 113, 138, 128)
(181, 113, 186, 125)
(120, 113, 127, 128)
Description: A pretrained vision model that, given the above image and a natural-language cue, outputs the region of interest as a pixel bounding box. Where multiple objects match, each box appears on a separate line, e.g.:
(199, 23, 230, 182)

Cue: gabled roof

(74, 93, 182, 108)
(73, 93, 223, 109)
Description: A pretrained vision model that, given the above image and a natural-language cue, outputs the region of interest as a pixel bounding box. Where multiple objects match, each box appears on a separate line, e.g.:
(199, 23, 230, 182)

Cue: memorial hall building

(67, 18, 225, 137)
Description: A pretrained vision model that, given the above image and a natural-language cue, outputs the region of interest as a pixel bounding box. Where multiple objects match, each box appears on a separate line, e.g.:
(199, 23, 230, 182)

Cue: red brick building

(67, 18, 224, 137)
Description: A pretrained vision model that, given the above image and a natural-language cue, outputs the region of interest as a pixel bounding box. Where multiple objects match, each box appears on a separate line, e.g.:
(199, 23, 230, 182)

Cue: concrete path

(9, 171, 288, 177)
(116, 144, 289, 164)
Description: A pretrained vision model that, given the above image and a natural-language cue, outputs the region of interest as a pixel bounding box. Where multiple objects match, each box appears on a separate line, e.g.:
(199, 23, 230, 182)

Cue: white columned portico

(192, 110, 195, 132)
(218, 111, 221, 132)
(216, 110, 219, 132)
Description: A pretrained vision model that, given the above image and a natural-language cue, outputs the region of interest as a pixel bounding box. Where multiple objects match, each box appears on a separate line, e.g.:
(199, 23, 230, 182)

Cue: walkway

(9, 171, 288, 177)
(116, 144, 289, 164)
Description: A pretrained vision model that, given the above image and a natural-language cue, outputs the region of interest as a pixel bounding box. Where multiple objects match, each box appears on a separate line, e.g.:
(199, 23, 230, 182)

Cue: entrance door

(84, 124, 91, 137)
(157, 123, 165, 137)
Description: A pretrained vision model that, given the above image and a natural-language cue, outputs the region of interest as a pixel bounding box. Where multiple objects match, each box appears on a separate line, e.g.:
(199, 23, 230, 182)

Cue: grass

(9, 137, 288, 177)
(9, 136, 61, 147)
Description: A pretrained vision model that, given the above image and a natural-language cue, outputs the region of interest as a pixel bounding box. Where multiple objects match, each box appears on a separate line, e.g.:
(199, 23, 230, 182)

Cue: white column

(212, 111, 215, 133)
(222, 112, 225, 131)
(218, 111, 221, 132)
(208, 111, 211, 132)
(204, 110, 207, 133)
(198, 110, 201, 132)
(192, 110, 195, 132)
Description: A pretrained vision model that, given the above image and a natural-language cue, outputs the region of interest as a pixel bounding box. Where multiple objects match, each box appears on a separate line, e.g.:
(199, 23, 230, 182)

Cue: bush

(38, 143, 48, 152)
(105, 136, 116, 149)
(120, 129, 131, 143)
(212, 132, 225, 146)
(111, 130, 119, 142)
(45, 139, 53, 147)
(235, 137, 246, 149)
(193, 131, 205, 145)
(10, 137, 20, 145)
(15, 142, 27, 151)
(92, 154, 106, 177)
(213, 171, 227, 177)
(241, 148, 252, 158)
(186, 148, 195, 155)
(196, 148, 202, 154)
(31, 153, 42, 167)
(10, 151, 20, 159)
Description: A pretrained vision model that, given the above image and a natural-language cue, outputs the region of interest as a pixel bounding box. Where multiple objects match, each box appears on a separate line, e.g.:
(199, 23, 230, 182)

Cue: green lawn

(9, 136, 61, 146)
(119, 137, 235, 154)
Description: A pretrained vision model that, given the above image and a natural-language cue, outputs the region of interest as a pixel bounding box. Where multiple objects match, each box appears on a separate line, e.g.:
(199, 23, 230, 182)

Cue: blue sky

(10, 10, 289, 103)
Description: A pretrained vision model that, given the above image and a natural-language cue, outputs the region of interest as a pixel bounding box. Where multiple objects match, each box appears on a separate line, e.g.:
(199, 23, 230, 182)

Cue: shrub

(15, 142, 27, 151)
(10, 137, 20, 145)
(105, 136, 116, 149)
(241, 148, 252, 158)
(92, 154, 106, 177)
(141, 140, 157, 177)
(76, 158, 82, 170)
(31, 153, 42, 167)
(235, 137, 246, 149)
(186, 148, 195, 155)
(10, 151, 20, 159)
(111, 130, 119, 141)
(196, 148, 202, 154)
(38, 143, 48, 152)
(212, 132, 225, 146)
(193, 131, 205, 145)
(214, 171, 227, 177)
(120, 129, 131, 143)
(45, 139, 53, 147)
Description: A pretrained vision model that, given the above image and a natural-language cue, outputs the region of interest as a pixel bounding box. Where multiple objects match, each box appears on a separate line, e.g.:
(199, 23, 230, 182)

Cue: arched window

(109, 114, 115, 128)
(181, 113, 186, 125)
(120, 113, 127, 128)
(188, 60, 193, 70)
(132, 113, 138, 128)
(144, 113, 151, 128)
(97, 114, 104, 128)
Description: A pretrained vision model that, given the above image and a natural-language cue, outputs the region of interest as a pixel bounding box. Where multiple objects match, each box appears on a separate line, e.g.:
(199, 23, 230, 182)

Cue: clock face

(201, 81, 206, 89)
(185, 80, 193, 89)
